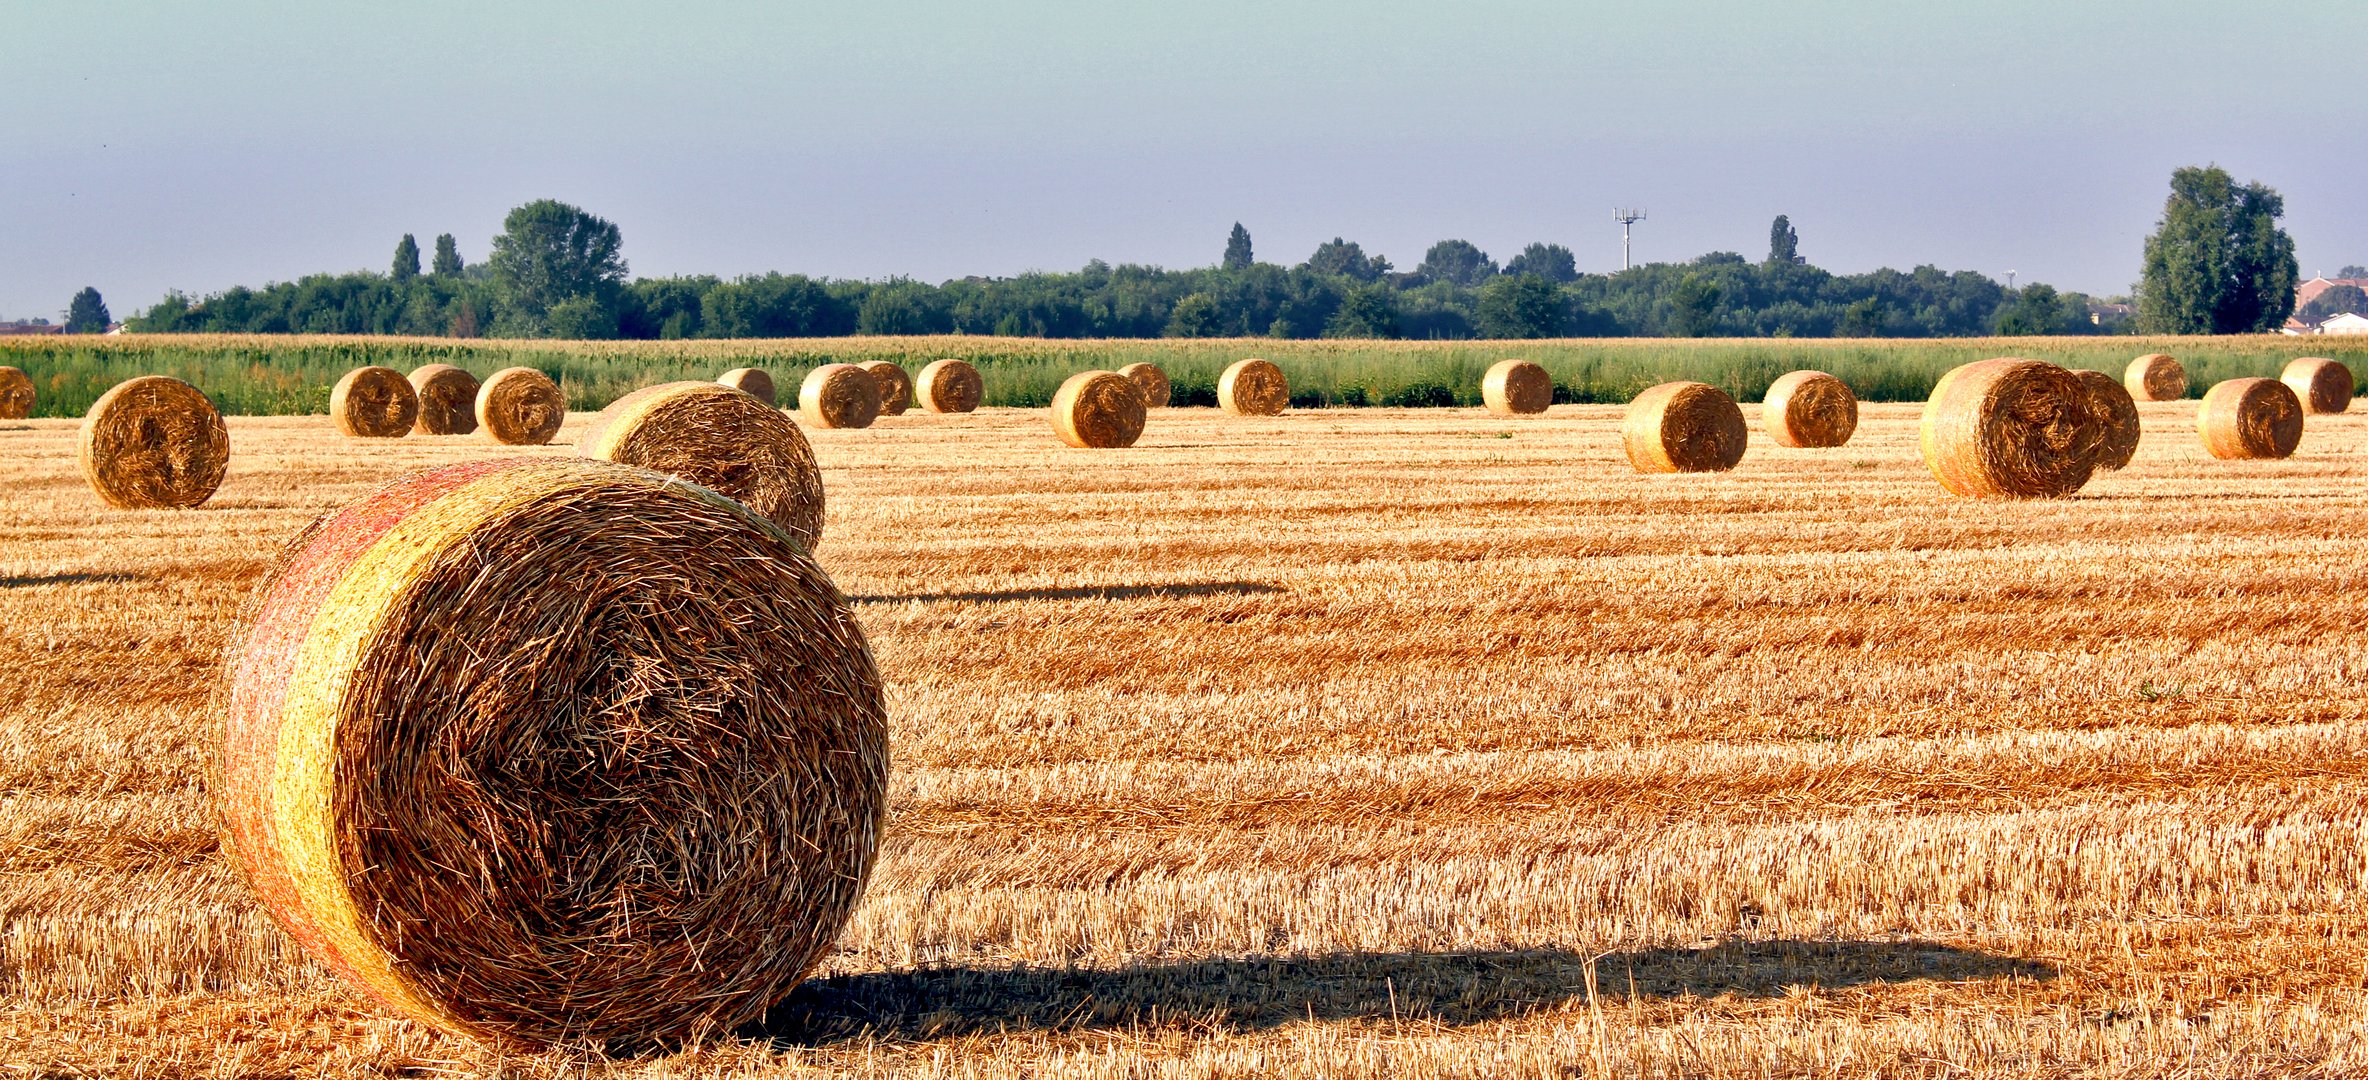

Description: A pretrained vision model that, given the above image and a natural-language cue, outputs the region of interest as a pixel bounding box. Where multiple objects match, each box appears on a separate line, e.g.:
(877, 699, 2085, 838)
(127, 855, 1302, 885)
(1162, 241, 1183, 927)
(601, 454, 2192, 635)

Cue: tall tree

(1222, 223, 1253, 271)
(487, 199, 628, 333)
(1504, 242, 1578, 283)
(1767, 215, 1799, 265)
(1667, 274, 1722, 336)
(2340, 264, 2368, 280)
(391, 234, 420, 282)
(2137, 166, 2299, 334)
(431, 233, 464, 276)
(65, 287, 110, 333)
(1417, 239, 1498, 286)
(1303, 238, 1391, 282)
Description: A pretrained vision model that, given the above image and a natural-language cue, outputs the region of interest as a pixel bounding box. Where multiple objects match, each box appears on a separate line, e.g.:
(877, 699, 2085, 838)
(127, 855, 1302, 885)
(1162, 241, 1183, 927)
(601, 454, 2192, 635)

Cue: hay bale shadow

(0, 571, 143, 589)
(850, 581, 1281, 605)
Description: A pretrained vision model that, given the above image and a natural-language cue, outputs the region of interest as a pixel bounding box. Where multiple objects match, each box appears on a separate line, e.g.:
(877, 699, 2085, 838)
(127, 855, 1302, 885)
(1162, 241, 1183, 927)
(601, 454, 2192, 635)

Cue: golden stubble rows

(0, 401, 2365, 1076)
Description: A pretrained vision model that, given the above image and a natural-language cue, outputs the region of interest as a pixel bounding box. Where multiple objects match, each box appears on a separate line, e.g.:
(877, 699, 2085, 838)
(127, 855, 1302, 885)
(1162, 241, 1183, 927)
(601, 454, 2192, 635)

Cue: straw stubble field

(1, 397, 2366, 1076)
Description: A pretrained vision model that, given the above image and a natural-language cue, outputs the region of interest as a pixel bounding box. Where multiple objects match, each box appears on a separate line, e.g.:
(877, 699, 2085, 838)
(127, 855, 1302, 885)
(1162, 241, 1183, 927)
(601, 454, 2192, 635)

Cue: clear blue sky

(5, 0, 2363, 320)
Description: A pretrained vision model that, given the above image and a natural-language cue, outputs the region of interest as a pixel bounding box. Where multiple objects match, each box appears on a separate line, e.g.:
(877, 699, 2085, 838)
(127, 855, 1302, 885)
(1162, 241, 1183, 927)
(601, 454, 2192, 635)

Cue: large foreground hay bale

(219, 458, 886, 1048)
(2198, 377, 2303, 460)
(0, 366, 33, 419)
(1761, 370, 1857, 448)
(1920, 358, 2101, 498)
(78, 375, 229, 509)
(1118, 362, 1171, 408)
(915, 359, 982, 414)
(716, 367, 776, 406)
(475, 367, 565, 445)
(799, 364, 882, 429)
(1050, 371, 1147, 448)
(1623, 381, 1746, 473)
(2124, 353, 2186, 401)
(2074, 369, 2140, 471)
(1482, 359, 1552, 415)
(859, 361, 913, 415)
(2282, 357, 2354, 414)
(1218, 358, 1288, 416)
(408, 365, 480, 435)
(579, 381, 826, 548)
(330, 366, 419, 439)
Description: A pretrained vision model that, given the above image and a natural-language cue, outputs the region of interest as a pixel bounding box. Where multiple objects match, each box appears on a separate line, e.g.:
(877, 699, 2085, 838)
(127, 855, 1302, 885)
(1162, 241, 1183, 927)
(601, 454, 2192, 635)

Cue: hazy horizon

(6, 0, 2364, 321)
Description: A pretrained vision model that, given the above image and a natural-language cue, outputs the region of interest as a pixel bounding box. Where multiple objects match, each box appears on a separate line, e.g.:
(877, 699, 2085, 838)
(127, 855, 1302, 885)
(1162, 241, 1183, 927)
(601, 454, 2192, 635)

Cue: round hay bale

(799, 364, 882, 429)
(1919, 358, 2102, 498)
(2198, 377, 2303, 460)
(219, 458, 886, 1048)
(1218, 358, 1288, 416)
(2075, 369, 2141, 471)
(2124, 353, 2187, 401)
(1118, 362, 1171, 408)
(1761, 370, 1858, 448)
(408, 365, 480, 436)
(474, 367, 565, 445)
(915, 358, 983, 414)
(716, 367, 777, 406)
(1050, 370, 1147, 449)
(1482, 359, 1553, 416)
(78, 375, 229, 509)
(1622, 381, 1747, 473)
(578, 381, 826, 549)
(330, 366, 419, 439)
(859, 361, 914, 415)
(2282, 357, 2354, 415)
(0, 366, 34, 419)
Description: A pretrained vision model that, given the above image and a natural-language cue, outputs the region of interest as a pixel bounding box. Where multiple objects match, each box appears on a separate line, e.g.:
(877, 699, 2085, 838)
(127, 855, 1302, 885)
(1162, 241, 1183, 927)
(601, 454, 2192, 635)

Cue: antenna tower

(1613, 207, 1647, 271)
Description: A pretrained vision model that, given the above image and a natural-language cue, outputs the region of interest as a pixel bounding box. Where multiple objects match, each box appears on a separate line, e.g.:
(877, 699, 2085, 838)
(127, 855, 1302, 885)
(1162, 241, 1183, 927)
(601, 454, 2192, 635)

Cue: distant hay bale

(1623, 381, 1747, 473)
(859, 361, 914, 415)
(1482, 359, 1552, 416)
(914, 358, 982, 414)
(77, 375, 229, 509)
(474, 367, 565, 445)
(799, 364, 882, 429)
(1919, 358, 2101, 498)
(219, 458, 885, 1048)
(1118, 362, 1171, 408)
(0, 366, 33, 419)
(2197, 377, 2303, 460)
(579, 381, 826, 548)
(1760, 370, 1857, 448)
(330, 366, 419, 439)
(2074, 369, 2141, 471)
(716, 367, 777, 406)
(2124, 353, 2187, 401)
(1050, 370, 1147, 448)
(2282, 357, 2354, 414)
(408, 364, 480, 435)
(1218, 358, 1288, 416)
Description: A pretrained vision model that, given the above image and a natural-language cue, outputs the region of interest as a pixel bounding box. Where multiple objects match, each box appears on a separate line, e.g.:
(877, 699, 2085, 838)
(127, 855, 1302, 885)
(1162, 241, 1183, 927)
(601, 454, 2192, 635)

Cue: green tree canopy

(431, 234, 463, 276)
(1303, 238, 1391, 282)
(1667, 273, 1722, 337)
(2300, 284, 2368, 322)
(2339, 264, 2367, 279)
(1768, 215, 1799, 265)
(66, 287, 110, 333)
(1324, 283, 1398, 337)
(1165, 292, 1223, 337)
(1475, 274, 1570, 338)
(488, 199, 627, 334)
(1417, 239, 1498, 287)
(2137, 166, 2299, 334)
(391, 234, 420, 282)
(1993, 283, 2088, 335)
(1504, 243, 1578, 283)
(1222, 223, 1253, 271)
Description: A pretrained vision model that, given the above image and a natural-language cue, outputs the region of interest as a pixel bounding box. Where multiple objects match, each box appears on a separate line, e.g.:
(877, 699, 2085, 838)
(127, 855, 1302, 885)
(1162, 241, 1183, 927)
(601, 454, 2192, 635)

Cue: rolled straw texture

(578, 381, 825, 549)
(2075, 369, 2141, 471)
(0, 366, 33, 419)
(1481, 360, 1553, 416)
(218, 457, 886, 1048)
(1622, 381, 1747, 473)
(1919, 358, 2101, 498)
(2282, 357, 2354, 415)
(800, 364, 882, 429)
(1118, 362, 1171, 408)
(408, 365, 480, 436)
(474, 367, 565, 445)
(78, 375, 229, 509)
(2198, 377, 2303, 460)
(716, 367, 777, 406)
(859, 361, 914, 415)
(330, 366, 419, 439)
(915, 359, 982, 414)
(2124, 354, 2187, 401)
(1218, 358, 1288, 416)
(1760, 370, 1857, 448)
(1050, 370, 1146, 449)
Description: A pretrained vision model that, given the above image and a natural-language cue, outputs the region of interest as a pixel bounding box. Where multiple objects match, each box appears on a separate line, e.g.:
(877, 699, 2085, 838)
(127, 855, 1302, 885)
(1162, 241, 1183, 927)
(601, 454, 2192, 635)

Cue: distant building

(0, 321, 63, 336)
(2296, 276, 2368, 312)
(2319, 312, 2368, 335)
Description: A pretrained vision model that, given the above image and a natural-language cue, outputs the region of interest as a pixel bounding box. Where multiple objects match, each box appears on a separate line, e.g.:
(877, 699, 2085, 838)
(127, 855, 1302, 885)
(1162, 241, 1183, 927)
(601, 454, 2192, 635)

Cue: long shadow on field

(0, 571, 142, 589)
(849, 581, 1282, 605)
(758, 939, 2052, 1046)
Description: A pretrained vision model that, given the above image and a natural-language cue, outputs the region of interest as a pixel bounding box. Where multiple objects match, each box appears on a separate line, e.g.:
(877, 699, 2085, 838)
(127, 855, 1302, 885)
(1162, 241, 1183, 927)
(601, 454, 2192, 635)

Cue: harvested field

(1, 399, 2366, 1076)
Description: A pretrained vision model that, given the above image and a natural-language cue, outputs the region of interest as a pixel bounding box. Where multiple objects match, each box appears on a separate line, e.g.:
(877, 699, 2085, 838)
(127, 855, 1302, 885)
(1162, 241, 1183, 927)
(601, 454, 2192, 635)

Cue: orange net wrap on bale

(1482, 360, 1553, 416)
(78, 375, 229, 509)
(1623, 381, 1747, 473)
(1920, 358, 2102, 498)
(578, 381, 826, 549)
